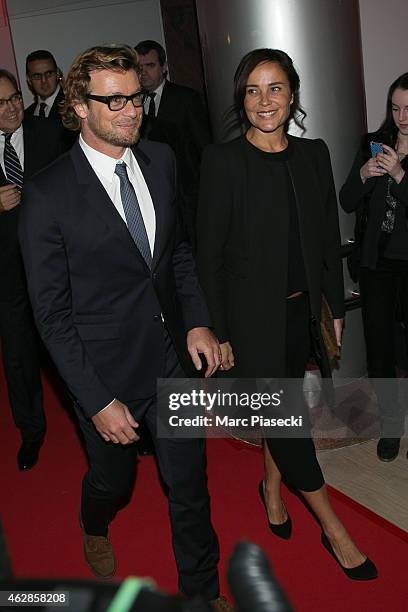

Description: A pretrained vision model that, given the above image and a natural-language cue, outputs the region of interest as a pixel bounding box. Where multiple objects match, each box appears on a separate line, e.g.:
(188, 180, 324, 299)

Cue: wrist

(393, 168, 405, 184)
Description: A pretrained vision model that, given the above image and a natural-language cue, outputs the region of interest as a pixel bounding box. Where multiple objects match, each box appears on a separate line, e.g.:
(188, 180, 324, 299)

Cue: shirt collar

(79, 134, 134, 182)
(0, 124, 24, 139)
(153, 80, 165, 97)
(40, 83, 61, 108)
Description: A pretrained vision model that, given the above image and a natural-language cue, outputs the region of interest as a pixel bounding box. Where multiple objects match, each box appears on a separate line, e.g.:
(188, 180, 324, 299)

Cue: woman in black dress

(340, 73, 408, 462)
(197, 48, 377, 580)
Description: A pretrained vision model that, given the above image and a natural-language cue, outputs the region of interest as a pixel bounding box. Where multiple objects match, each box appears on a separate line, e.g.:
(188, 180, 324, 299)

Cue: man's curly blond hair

(61, 45, 139, 131)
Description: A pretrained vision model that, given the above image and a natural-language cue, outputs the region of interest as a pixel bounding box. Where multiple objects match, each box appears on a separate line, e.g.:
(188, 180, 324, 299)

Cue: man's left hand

(187, 327, 221, 377)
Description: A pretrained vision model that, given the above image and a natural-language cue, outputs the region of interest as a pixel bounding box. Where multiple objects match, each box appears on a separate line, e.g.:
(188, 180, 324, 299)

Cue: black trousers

(0, 289, 45, 443)
(76, 326, 220, 600)
(266, 294, 324, 492)
(359, 259, 407, 437)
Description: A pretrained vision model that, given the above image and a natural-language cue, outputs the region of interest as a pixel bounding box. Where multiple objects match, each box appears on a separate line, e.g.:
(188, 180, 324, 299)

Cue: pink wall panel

(0, 0, 19, 85)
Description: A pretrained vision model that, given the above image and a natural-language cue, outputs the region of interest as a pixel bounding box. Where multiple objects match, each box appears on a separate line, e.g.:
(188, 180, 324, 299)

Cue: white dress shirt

(0, 124, 24, 175)
(79, 135, 156, 255)
(33, 84, 61, 117)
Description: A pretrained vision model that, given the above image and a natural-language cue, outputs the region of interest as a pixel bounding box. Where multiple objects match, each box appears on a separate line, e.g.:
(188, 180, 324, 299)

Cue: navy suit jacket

(19, 139, 211, 417)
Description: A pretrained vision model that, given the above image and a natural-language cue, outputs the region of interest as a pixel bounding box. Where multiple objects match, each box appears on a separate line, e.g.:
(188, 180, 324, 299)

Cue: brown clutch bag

(320, 296, 340, 362)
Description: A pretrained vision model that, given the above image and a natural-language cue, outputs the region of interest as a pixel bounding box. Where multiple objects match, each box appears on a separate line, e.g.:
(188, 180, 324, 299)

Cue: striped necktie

(3, 133, 23, 192)
(115, 162, 152, 268)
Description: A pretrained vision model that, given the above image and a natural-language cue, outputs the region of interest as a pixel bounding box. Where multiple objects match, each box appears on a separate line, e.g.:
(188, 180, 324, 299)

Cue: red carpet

(0, 367, 407, 611)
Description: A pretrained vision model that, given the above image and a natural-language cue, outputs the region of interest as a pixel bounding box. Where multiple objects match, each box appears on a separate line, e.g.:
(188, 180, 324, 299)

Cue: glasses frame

(29, 70, 57, 81)
(0, 92, 23, 107)
(86, 91, 147, 111)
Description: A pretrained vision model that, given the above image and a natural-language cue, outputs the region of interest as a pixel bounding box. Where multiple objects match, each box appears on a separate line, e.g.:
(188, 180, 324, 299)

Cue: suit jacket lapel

(50, 88, 64, 117)
(286, 137, 322, 234)
(156, 80, 173, 120)
(132, 143, 167, 269)
(70, 142, 146, 263)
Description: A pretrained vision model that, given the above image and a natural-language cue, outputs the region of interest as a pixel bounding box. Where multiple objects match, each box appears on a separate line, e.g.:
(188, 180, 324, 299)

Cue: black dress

(197, 135, 339, 491)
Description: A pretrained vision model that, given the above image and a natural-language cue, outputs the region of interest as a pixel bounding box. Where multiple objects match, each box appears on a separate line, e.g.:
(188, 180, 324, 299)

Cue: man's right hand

(0, 184, 21, 213)
(91, 399, 139, 444)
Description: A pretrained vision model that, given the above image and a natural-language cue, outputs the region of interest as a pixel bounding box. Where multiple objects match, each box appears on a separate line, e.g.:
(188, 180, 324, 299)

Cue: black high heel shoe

(321, 532, 378, 580)
(258, 480, 292, 540)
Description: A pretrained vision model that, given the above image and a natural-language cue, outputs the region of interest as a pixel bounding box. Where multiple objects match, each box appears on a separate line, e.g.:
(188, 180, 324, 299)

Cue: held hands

(0, 184, 20, 213)
(219, 341, 235, 371)
(187, 327, 221, 377)
(91, 399, 139, 444)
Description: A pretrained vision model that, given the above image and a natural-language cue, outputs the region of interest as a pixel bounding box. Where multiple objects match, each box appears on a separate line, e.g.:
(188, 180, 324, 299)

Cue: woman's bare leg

(264, 444, 366, 567)
(300, 485, 366, 568)
(263, 441, 287, 524)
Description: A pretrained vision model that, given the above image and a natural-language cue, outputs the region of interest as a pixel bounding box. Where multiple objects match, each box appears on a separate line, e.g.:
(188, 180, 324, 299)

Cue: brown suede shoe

(210, 596, 235, 611)
(82, 531, 116, 579)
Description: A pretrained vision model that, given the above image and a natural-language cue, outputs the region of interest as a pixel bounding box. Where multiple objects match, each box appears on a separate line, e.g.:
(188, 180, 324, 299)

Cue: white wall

(7, 0, 164, 105)
(359, 0, 408, 132)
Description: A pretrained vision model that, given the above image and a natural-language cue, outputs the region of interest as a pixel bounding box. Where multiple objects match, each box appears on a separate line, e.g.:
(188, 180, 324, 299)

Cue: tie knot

(148, 92, 156, 100)
(115, 162, 128, 178)
(4, 133, 12, 143)
(39, 102, 47, 118)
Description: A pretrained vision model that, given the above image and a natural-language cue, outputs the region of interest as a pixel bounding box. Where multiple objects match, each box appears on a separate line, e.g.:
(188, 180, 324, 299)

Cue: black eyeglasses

(86, 91, 147, 111)
(0, 92, 23, 107)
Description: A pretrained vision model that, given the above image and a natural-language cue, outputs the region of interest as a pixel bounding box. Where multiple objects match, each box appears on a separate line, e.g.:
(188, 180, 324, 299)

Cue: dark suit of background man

(25, 50, 77, 151)
(25, 50, 64, 119)
(0, 69, 66, 470)
(135, 39, 211, 251)
(19, 46, 230, 611)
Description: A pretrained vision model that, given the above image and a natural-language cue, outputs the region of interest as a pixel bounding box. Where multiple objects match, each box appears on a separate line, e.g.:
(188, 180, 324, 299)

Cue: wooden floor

(318, 436, 408, 532)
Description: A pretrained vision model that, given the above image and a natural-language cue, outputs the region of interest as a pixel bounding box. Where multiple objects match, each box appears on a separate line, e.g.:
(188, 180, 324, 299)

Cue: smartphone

(370, 141, 383, 157)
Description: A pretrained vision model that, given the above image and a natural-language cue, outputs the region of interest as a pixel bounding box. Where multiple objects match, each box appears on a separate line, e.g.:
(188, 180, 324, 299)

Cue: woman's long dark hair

(224, 48, 306, 137)
(371, 72, 408, 148)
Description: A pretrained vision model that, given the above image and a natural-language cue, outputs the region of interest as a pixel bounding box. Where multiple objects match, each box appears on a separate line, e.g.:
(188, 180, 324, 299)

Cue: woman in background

(340, 73, 408, 462)
(197, 48, 377, 580)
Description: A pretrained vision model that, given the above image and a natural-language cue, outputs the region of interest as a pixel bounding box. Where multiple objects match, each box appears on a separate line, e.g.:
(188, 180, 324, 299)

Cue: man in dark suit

(25, 50, 77, 149)
(135, 40, 211, 250)
(19, 46, 230, 611)
(25, 50, 64, 119)
(0, 69, 66, 470)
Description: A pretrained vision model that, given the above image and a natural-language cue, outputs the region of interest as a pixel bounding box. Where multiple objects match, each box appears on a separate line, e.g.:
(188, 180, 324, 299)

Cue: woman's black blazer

(196, 134, 344, 378)
(339, 138, 408, 270)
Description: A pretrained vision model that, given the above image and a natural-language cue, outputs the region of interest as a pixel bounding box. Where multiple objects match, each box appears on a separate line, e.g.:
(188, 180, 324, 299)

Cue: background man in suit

(25, 50, 77, 149)
(19, 46, 230, 611)
(0, 69, 66, 470)
(25, 50, 63, 119)
(135, 40, 211, 251)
